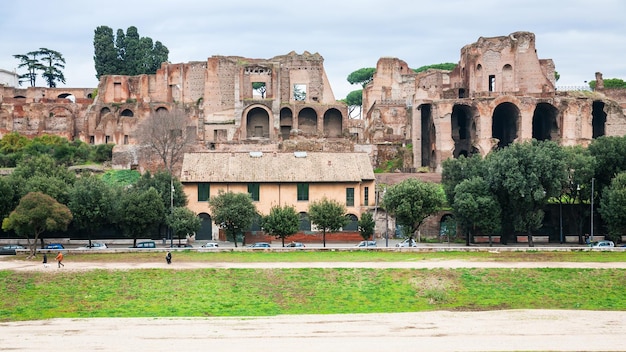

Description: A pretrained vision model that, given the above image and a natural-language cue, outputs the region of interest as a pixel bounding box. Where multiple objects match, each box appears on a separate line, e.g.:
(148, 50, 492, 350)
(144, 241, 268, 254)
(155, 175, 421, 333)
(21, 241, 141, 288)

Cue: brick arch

(492, 102, 520, 149)
(323, 108, 343, 137)
(297, 107, 318, 135)
(242, 105, 272, 139)
(120, 109, 134, 117)
(280, 107, 293, 139)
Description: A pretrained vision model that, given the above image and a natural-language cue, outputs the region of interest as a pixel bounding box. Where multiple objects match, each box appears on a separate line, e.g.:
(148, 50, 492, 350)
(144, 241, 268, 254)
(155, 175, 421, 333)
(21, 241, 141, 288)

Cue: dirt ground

(1, 258, 625, 351)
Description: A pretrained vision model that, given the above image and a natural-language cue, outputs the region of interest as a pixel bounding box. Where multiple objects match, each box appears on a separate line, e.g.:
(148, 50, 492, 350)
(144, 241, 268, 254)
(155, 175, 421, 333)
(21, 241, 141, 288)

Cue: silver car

(396, 238, 417, 247)
(589, 240, 615, 248)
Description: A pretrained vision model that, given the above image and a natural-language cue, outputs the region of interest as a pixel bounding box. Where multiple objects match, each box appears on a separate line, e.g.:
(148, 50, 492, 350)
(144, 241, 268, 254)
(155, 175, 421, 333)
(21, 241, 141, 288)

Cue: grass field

(1, 251, 624, 322)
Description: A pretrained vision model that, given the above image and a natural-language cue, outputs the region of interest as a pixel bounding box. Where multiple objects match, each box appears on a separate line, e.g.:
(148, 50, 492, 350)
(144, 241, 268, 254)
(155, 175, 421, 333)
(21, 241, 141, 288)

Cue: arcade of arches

(245, 105, 344, 139)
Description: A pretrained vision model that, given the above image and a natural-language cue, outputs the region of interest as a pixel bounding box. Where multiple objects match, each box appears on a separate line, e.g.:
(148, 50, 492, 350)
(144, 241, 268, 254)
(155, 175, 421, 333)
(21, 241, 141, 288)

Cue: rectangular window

(346, 188, 355, 207)
(297, 183, 309, 201)
(248, 183, 260, 201)
(364, 187, 369, 206)
(198, 183, 210, 202)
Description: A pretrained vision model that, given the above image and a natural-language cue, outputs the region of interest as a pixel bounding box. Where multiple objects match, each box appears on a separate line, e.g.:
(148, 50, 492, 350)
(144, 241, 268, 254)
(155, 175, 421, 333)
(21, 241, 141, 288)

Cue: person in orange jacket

(55, 252, 64, 268)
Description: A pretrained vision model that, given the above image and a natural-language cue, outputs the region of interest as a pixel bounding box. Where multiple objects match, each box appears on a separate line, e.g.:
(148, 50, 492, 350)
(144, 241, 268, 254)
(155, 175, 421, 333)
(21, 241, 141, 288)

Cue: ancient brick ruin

(363, 31, 626, 172)
(1, 32, 625, 174)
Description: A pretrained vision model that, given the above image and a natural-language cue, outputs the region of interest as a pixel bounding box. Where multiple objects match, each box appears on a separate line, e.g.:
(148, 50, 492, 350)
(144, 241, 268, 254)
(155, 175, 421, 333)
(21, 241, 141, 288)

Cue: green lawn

(1, 250, 625, 321)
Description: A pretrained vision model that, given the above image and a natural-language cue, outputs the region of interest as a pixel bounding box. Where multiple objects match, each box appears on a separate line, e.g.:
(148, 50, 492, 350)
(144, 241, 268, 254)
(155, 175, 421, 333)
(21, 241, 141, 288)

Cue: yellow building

(180, 151, 376, 240)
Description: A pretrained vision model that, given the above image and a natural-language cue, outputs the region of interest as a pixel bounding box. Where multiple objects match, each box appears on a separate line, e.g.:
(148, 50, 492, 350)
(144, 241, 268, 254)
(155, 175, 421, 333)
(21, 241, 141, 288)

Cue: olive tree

(382, 178, 445, 241)
(2, 192, 72, 258)
(208, 191, 258, 247)
(261, 205, 300, 247)
(308, 197, 348, 247)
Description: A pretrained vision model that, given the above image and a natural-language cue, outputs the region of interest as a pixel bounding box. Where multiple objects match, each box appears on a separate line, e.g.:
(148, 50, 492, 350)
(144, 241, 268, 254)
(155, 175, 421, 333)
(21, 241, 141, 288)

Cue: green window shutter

(346, 187, 354, 207)
(198, 183, 210, 202)
(248, 183, 260, 201)
(297, 183, 309, 201)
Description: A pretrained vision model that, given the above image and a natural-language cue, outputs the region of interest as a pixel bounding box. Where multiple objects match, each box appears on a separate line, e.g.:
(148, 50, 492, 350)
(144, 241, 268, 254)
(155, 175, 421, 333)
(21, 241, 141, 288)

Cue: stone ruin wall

(2, 33, 626, 175)
(363, 31, 626, 172)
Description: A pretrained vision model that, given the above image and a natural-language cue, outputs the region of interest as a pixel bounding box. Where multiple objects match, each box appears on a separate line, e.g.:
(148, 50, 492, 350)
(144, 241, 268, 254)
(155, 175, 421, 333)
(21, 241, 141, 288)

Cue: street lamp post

(590, 178, 595, 242)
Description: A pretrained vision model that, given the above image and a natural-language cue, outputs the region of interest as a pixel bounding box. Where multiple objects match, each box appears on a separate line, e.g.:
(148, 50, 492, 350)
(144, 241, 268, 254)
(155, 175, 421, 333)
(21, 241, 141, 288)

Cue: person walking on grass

(55, 252, 64, 268)
(42, 253, 48, 268)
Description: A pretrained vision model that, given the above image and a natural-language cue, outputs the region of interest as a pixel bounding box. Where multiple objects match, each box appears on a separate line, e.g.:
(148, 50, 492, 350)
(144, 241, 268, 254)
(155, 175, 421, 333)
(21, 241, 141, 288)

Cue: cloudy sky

(1, 0, 625, 99)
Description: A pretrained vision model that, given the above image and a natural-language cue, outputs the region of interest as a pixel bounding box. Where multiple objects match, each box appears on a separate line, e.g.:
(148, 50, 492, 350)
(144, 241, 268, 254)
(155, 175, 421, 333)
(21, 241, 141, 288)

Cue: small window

(489, 75, 496, 92)
(297, 183, 309, 201)
(123, 135, 129, 145)
(198, 183, 210, 202)
(252, 82, 266, 98)
(89, 136, 95, 144)
(364, 187, 369, 206)
(293, 84, 306, 101)
(105, 135, 111, 144)
(346, 188, 355, 207)
(248, 183, 260, 202)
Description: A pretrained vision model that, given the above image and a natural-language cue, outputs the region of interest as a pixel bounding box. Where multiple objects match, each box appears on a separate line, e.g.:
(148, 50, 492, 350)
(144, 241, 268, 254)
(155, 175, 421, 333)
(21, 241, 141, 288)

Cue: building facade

(180, 152, 375, 240)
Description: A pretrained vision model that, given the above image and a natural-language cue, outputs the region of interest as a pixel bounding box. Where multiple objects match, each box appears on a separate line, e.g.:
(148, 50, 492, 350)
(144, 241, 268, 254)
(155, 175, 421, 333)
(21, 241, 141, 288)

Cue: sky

(2, 0, 625, 99)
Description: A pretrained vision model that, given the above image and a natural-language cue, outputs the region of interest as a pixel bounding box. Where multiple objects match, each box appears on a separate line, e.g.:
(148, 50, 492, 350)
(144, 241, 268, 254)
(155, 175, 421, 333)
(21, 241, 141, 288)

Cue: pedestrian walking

(42, 253, 48, 268)
(165, 251, 172, 264)
(55, 252, 64, 268)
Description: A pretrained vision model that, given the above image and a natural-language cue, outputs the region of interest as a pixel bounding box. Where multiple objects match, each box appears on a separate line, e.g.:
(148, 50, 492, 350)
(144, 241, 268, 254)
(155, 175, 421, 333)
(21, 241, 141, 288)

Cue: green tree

(68, 176, 114, 247)
(93, 26, 119, 80)
(2, 192, 72, 258)
(13, 48, 65, 87)
(12, 51, 43, 87)
(382, 179, 445, 240)
(166, 207, 201, 246)
(261, 205, 300, 247)
(441, 154, 485, 205)
(347, 67, 375, 87)
(116, 187, 165, 247)
(308, 197, 348, 247)
(93, 25, 169, 78)
(560, 146, 596, 243)
(484, 140, 567, 246)
(413, 63, 457, 73)
(358, 211, 375, 241)
(589, 78, 626, 90)
(208, 191, 258, 247)
(452, 177, 501, 246)
(252, 82, 267, 98)
(598, 172, 626, 242)
(588, 136, 626, 196)
(340, 89, 363, 119)
(38, 48, 66, 88)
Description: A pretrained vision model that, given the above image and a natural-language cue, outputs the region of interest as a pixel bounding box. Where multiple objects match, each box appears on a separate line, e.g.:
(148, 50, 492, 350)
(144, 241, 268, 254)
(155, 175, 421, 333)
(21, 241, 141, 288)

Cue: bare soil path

(2, 258, 625, 351)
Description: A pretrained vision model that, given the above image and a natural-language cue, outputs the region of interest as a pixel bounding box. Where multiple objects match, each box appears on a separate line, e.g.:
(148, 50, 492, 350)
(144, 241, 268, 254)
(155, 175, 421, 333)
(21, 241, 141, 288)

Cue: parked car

(0, 244, 25, 255)
(45, 243, 65, 249)
(396, 238, 417, 248)
(76, 242, 107, 250)
(2, 244, 25, 250)
(130, 241, 156, 249)
(356, 241, 377, 247)
(285, 242, 305, 248)
(170, 243, 193, 248)
(589, 240, 615, 248)
(201, 242, 219, 248)
(249, 242, 271, 248)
